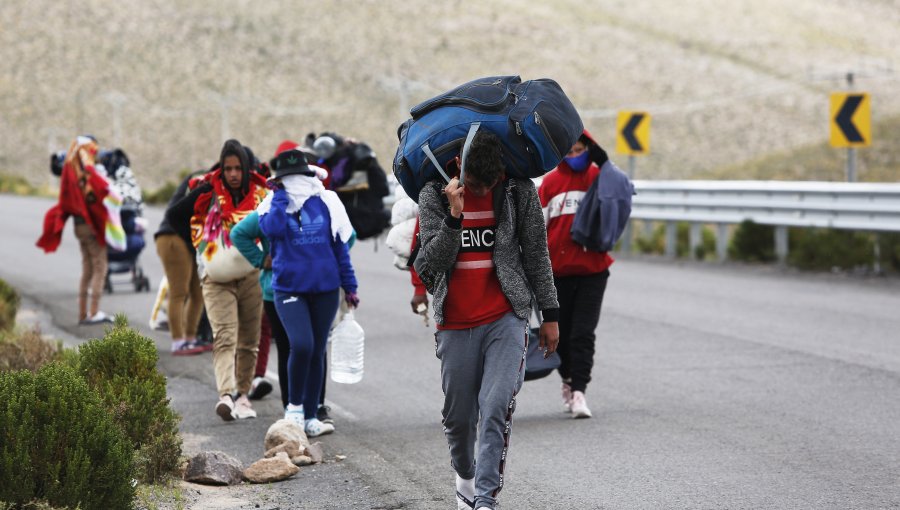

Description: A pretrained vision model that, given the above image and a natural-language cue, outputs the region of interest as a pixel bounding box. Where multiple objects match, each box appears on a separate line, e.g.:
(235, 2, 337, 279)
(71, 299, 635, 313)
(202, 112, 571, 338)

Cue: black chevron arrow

(835, 95, 864, 143)
(622, 113, 645, 152)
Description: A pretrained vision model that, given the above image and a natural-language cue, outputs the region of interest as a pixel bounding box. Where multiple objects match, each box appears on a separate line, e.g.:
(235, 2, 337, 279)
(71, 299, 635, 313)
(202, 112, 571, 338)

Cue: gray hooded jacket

(414, 178, 559, 326)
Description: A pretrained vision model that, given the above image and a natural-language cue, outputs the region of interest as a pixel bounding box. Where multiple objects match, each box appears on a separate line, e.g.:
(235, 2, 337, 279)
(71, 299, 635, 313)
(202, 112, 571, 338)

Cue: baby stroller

(101, 149, 151, 293)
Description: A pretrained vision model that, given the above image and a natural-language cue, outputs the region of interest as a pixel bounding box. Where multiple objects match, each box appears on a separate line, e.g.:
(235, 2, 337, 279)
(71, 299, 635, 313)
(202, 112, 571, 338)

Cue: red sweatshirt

(538, 161, 614, 277)
(438, 189, 512, 330)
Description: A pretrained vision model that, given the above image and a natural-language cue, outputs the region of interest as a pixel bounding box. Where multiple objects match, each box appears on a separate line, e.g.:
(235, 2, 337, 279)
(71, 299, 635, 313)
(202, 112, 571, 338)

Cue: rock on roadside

(184, 450, 244, 486)
(244, 452, 300, 484)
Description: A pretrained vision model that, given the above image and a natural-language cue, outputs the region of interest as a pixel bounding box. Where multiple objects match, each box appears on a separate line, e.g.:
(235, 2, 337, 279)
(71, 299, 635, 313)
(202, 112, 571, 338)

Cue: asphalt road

(2, 193, 899, 510)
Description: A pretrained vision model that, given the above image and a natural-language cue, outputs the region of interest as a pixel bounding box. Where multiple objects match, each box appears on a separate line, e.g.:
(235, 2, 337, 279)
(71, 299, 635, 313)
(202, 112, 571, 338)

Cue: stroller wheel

(104, 274, 113, 294)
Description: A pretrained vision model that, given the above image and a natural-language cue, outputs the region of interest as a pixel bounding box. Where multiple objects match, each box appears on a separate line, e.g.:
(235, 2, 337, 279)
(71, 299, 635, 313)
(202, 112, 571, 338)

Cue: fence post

(775, 226, 789, 265)
(620, 222, 633, 253)
(716, 223, 729, 262)
(665, 221, 677, 258)
(689, 223, 702, 259)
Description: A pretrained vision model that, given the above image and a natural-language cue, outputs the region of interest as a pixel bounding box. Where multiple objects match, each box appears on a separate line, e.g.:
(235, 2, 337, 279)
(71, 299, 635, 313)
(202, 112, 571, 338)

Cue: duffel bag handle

(420, 122, 481, 186)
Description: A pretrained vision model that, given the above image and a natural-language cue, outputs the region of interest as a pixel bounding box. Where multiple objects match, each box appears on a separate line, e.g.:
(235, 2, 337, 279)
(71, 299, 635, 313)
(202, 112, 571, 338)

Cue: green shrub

(142, 181, 178, 205)
(728, 220, 776, 263)
(77, 318, 182, 483)
(877, 232, 900, 273)
(787, 227, 875, 271)
(0, 363, 135, 509)
(0, 279, 19, 332)
(632, 221, 715, 259)
(634, 221, 666, 255)
(0, 500, 74, 509)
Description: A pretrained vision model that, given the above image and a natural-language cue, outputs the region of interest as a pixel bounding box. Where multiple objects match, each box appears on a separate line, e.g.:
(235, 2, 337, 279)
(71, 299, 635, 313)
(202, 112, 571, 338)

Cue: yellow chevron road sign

(830, 93, 871, 148)
(616, 111, 651, 155)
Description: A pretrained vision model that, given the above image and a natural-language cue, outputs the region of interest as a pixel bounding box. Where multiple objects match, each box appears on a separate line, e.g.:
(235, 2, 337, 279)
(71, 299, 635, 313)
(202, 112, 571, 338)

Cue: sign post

(616, 111, 651, 253)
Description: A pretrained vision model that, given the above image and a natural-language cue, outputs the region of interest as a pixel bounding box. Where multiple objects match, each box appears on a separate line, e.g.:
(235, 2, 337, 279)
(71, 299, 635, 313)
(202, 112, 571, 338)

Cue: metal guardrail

(626, 180, 900, 261)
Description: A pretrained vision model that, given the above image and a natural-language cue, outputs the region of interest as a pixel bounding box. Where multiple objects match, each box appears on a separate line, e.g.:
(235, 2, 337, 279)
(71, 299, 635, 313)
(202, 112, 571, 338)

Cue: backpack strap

(458, 122, 481, 185)
(421, 144, 452, 184)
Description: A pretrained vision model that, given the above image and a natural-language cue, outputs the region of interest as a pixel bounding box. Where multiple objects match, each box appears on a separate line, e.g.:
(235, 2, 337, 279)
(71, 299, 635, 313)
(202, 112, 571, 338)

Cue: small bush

(728, 220, 776, 263)
(0, 328, 63, 372)
(0, 278, 19, 332)
(633, 221, 715, 259)
(876, 232, 900, 273)
(0, 500, 73, 509)
(77, 318, 182, 483)
(788, 227, 875, 271)
(142, 181, 178, 205)
(0, 363, 135, 509)
(0, 173, 39, 196)
(634, 221, 666, 255)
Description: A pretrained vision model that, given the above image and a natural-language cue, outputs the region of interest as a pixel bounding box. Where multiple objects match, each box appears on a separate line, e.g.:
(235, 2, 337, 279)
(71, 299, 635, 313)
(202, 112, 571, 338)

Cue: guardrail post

(775, 226, 789, 265)
(665, 221, 677, 258)
(689, 223, 702, 259)
(716, 223, 729, 262)
(620, 222, 633, 253)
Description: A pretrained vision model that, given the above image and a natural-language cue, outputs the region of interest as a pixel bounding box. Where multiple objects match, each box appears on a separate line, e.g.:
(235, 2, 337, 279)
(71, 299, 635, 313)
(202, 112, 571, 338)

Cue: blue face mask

(564, 150, 590, 172)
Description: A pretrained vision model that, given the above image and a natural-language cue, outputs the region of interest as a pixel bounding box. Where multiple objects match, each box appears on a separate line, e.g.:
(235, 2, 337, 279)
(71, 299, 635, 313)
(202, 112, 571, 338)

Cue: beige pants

(202, 271, 262, 396)
(74, 222, 107, 320)
(155, 234, 203, 340)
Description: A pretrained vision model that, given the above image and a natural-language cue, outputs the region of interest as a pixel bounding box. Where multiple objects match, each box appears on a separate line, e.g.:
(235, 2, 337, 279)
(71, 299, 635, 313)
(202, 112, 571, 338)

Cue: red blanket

(36, 137, 112, 253)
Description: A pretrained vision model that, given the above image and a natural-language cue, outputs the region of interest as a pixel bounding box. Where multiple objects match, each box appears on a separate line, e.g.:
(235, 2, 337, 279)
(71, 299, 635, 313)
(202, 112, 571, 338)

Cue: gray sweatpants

(435, 312, 527, 510)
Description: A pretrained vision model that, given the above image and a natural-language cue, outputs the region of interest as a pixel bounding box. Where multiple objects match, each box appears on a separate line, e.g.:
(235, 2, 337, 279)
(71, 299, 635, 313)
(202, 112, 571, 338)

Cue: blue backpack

(393, 75, 583, 202)
(570, 160, 635, 252)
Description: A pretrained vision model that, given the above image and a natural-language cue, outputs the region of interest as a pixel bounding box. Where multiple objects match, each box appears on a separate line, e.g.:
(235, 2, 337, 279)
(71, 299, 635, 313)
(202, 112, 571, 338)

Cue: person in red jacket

(537, 130, 613, 419)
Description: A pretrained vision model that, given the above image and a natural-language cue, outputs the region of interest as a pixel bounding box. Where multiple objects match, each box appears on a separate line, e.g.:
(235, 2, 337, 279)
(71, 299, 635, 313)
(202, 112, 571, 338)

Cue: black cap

(269, 149, 315, 179)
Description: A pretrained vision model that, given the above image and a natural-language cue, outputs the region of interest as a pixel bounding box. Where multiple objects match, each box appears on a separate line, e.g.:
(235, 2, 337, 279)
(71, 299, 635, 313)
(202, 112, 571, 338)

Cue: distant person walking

(538, 131, 614, 419)
(37, 135, 124, 324)
(258, 148, 358, 438)
(414, 130, 559, 510)
(167, 140, 268, 422)
(154, 168, 211, 355)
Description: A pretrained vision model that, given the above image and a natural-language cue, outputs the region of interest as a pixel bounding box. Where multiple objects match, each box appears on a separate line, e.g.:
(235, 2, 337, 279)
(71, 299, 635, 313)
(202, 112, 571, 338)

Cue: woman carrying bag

(258, 148, 358, 437)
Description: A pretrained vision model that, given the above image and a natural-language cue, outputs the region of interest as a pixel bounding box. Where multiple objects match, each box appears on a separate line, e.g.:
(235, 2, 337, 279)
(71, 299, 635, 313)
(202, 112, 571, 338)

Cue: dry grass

(0, 327, 64, 372)
(2, 0, 899, 188)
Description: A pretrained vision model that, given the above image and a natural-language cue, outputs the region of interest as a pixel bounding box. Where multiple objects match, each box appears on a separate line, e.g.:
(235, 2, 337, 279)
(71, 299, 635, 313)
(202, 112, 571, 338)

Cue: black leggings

(264, 300, 328, 409)
(554, 271, 609, 394)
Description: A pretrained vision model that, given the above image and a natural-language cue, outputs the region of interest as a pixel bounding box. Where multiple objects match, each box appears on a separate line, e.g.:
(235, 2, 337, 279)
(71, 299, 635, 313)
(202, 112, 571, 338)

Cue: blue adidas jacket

(259, 189, 358, 295)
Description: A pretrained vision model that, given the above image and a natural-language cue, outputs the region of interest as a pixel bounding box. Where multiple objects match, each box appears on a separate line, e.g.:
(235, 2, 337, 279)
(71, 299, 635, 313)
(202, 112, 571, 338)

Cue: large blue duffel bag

(393, 75, 583, 202)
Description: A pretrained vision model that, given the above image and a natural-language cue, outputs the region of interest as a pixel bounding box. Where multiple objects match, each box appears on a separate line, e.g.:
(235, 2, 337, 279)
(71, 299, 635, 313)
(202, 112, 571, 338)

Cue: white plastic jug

(330, 310, 365, 384)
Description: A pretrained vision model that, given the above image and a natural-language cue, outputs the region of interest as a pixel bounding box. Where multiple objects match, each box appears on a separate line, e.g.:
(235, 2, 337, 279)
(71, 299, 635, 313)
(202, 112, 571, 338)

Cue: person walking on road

(258, 148, 358, 438)
(414, 130, 560, 510)
(37, 135, 122, 325)
(538, 131, 614, 419)
(155, 168, 212, 355)
(167, 140, 268, 422)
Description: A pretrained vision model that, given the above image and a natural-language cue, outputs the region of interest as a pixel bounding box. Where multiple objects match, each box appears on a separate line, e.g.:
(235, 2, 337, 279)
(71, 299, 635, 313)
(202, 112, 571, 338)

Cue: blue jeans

(274, 289, 340, 414)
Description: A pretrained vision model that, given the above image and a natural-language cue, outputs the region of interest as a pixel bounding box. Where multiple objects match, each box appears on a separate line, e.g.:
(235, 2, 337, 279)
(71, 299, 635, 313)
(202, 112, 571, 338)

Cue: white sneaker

(570, 390, 592, 419)
(561, 382, 573, 412)
(233, 395, 257, 419)
(80, 311, 115, 325)
(284, 406, 305, 428)
(304, 418, 334, 437)
(215, 394, 235, 422)
(456, 474, 475, 509)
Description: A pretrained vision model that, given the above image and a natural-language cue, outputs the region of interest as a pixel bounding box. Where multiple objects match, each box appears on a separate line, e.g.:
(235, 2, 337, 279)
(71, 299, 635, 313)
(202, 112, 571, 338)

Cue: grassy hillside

(2, 0, 899, 191)
(700, 114, 900, 181)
